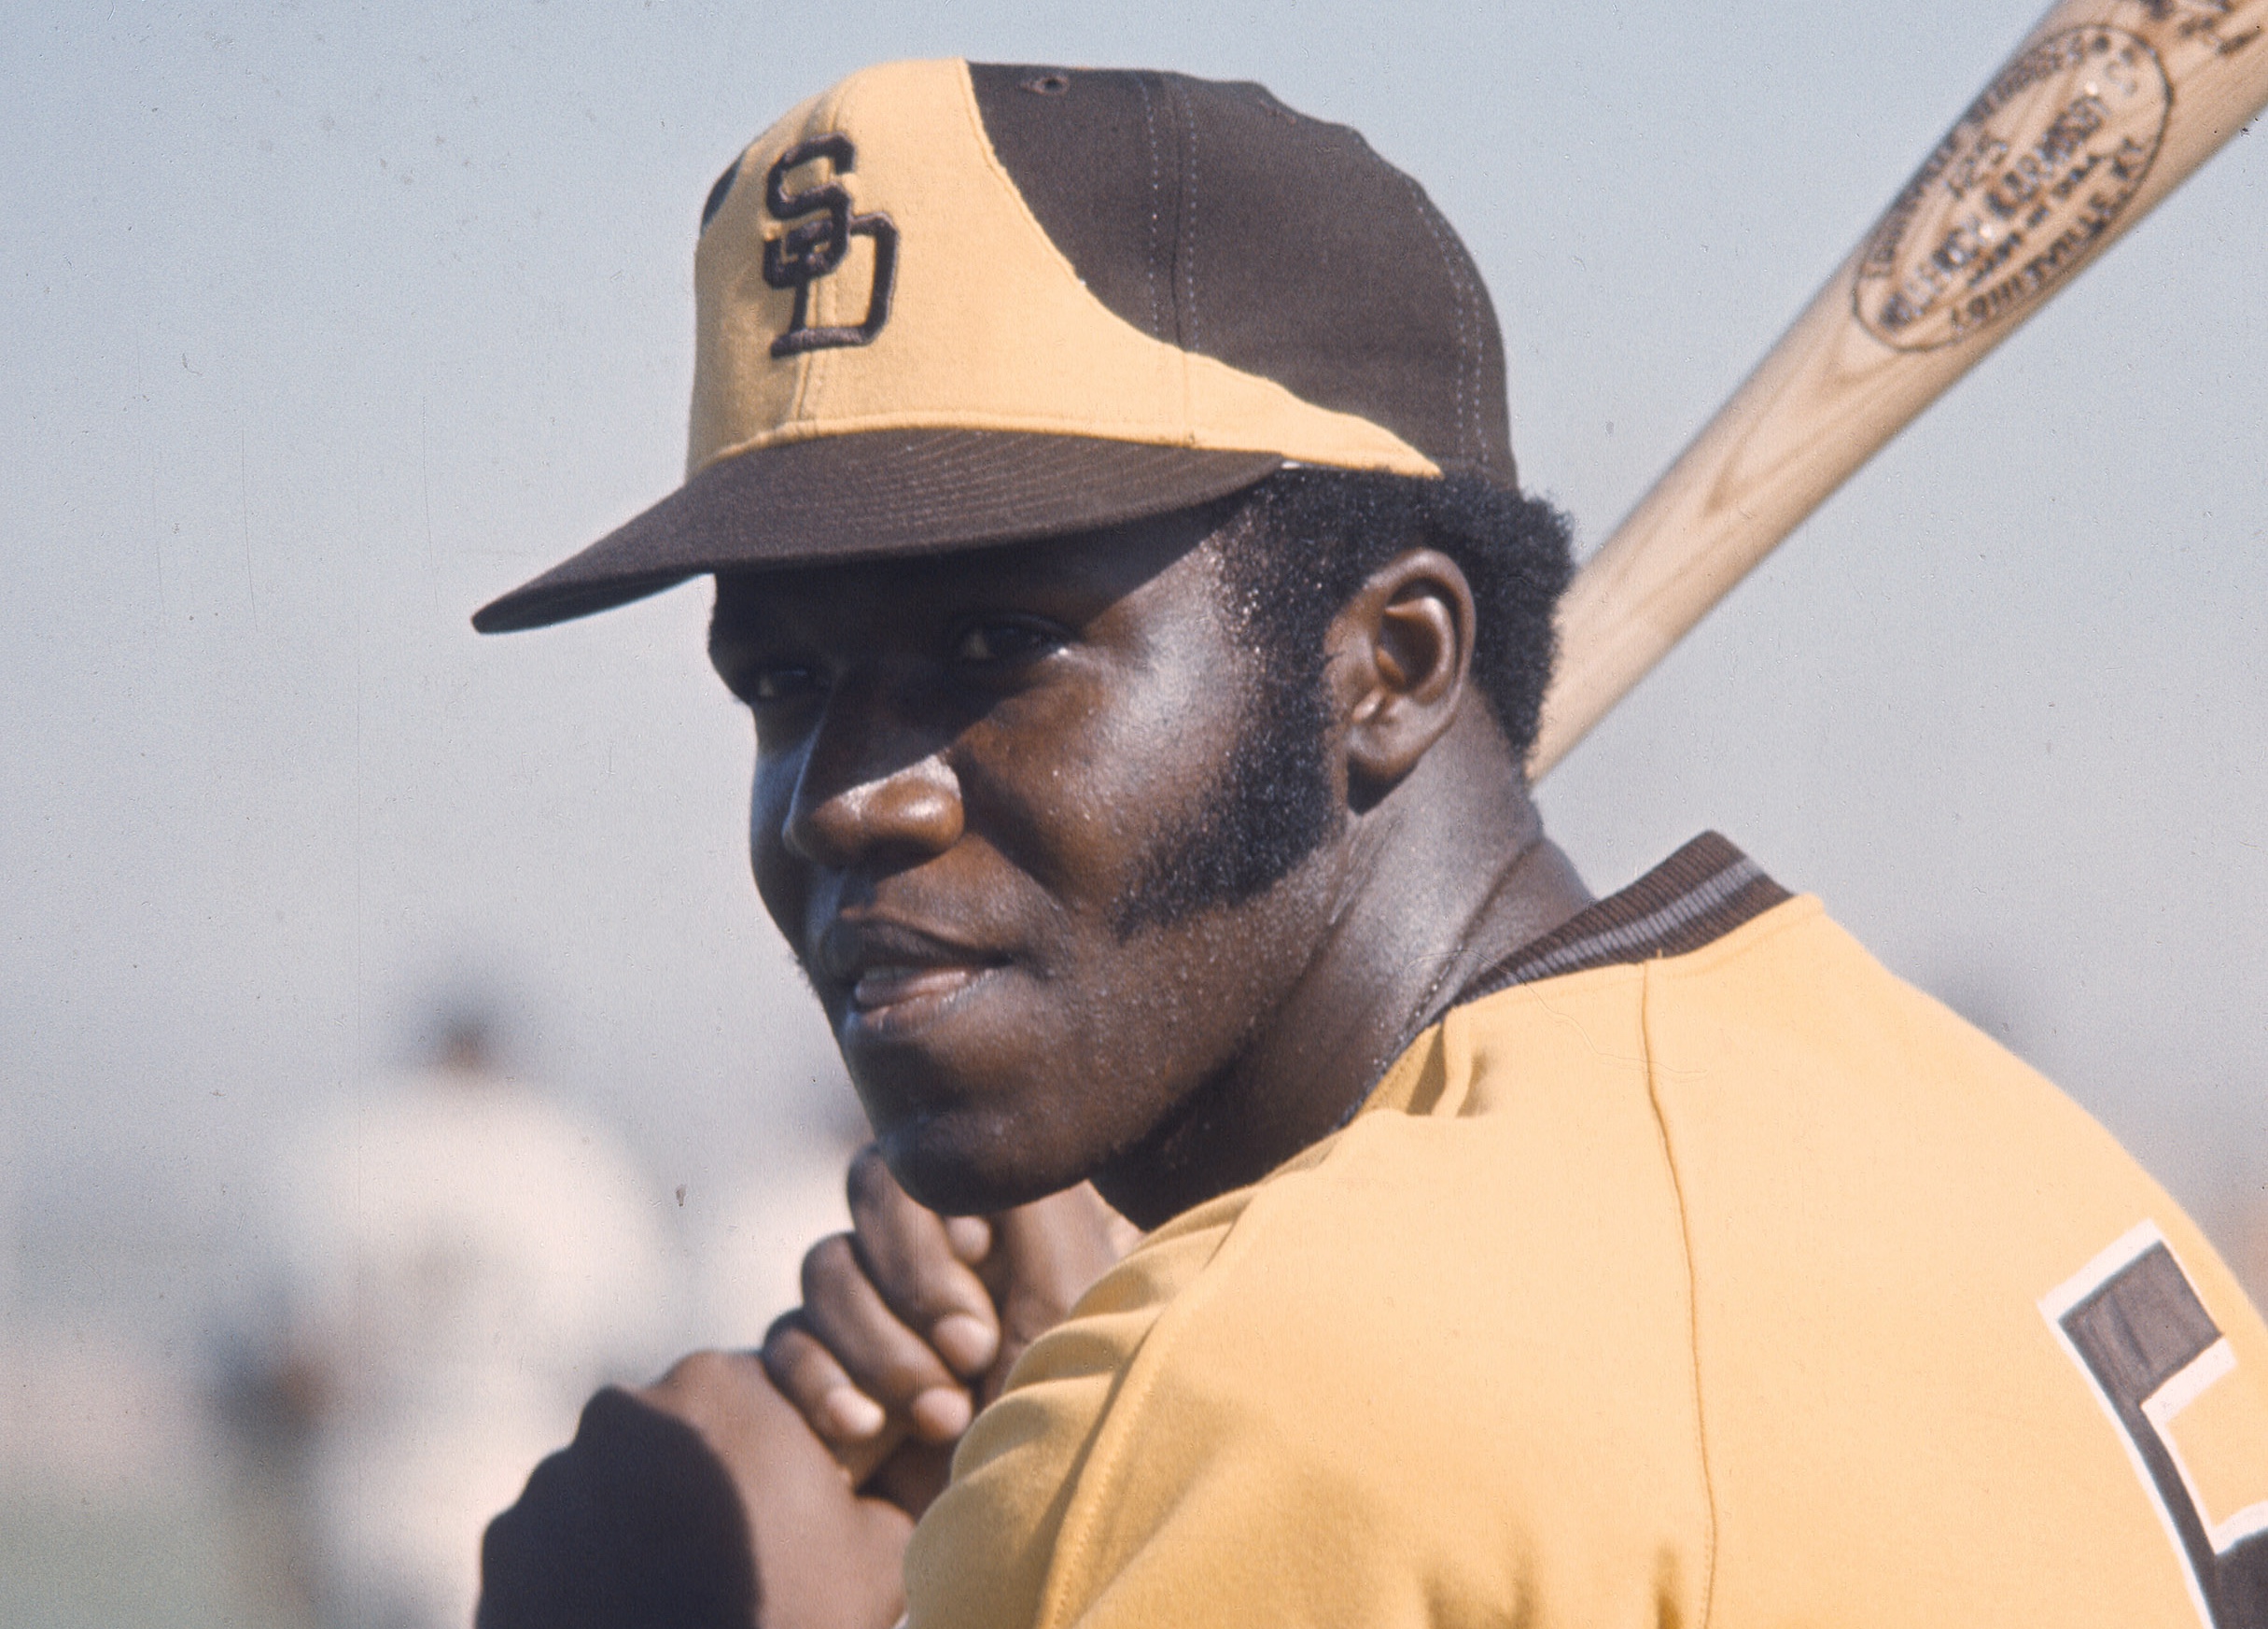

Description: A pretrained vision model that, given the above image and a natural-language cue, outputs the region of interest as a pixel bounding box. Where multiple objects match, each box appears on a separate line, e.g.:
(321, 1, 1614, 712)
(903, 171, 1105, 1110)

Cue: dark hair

(1109, 469, 1575, 937)
(1215, 468, 1576, 766)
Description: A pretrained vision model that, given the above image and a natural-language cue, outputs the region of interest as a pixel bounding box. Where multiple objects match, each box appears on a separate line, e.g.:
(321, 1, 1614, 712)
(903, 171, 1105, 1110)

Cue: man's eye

(951, 621, 1058, 666)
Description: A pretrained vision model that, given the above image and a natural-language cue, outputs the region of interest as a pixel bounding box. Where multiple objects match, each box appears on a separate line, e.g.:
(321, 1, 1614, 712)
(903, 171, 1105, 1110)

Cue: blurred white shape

(0, 1327, 212, 1506)
(693, 1131, 860, 1351)
(252, 1022, 675, 1629)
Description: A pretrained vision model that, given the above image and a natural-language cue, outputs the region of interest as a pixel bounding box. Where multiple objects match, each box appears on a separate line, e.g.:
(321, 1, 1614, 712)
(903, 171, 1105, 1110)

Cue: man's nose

(782, 682, 964, 868)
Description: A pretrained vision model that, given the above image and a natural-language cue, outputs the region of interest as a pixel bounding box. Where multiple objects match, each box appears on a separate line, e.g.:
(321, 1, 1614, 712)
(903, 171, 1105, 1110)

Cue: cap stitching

(1134, 74, 1166, 342)
(1446, 209, 1488, 472)
(1437, 197, 1484, 470)
(1394, 172, 1479, 471)
(1178, 80, 1201, 359)
(1442, 206, 1487, 472)
(1423, 190, 1476, 469)
(1173, 77, 1200, 440)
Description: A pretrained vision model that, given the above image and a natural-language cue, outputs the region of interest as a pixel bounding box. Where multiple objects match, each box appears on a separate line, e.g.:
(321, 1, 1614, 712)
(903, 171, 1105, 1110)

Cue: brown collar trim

(1449, 831, 1792, 1009)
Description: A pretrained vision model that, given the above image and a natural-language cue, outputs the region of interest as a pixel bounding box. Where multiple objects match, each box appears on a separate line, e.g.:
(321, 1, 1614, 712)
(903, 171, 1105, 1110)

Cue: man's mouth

(851, 961, 995, 1012)
(816, 919, 1009, 1021)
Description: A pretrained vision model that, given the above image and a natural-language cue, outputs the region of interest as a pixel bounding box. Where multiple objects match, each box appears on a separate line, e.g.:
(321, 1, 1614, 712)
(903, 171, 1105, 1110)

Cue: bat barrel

(1530, 0, 2268, 780)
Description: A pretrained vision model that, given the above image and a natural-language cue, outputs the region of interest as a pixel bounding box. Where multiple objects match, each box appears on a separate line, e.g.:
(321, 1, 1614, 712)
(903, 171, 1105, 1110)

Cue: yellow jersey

(907, 836, 2268, 1628)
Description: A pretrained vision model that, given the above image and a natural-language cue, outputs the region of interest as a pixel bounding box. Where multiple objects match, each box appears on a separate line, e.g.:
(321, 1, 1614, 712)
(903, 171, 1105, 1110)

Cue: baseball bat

(1529, 0, 2268, 780)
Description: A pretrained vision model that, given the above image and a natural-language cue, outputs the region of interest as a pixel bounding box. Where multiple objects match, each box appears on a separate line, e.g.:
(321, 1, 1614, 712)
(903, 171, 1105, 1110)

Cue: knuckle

(760, 1323, 826, 1397)
(836, 1332, 932, 1402)
(874, 1351, 934, 1398)
(845, 1144, 896, 1214)
(762, 1307, 808, 1357)
(852, 1234, 931, 1316)
(801, 1232, 861, 1301)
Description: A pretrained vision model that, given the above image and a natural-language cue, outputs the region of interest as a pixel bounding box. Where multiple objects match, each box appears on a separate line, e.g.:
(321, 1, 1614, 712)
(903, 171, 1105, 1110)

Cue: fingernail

(931, 1312, 1000, 1375)
(821, 1387, 887, 1440)
(910, 1386, 973, 1441)
(945, 1215, 992, 1263)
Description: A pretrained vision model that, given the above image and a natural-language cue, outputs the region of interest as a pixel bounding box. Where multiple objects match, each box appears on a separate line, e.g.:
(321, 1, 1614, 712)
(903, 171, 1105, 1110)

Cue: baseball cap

(472, 59, 1514, 634)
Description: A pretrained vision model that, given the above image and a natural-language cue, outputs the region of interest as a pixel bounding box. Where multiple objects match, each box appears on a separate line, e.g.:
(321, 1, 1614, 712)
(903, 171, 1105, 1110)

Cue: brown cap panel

(968, 64, 1514, 484)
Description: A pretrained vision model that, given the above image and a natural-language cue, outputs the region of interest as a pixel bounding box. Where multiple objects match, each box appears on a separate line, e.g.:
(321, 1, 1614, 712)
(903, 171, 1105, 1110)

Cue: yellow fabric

(2160, 1349, 2268, 1549)
(903, 896, 2268, 1628)
(688, 61, 1437, 480)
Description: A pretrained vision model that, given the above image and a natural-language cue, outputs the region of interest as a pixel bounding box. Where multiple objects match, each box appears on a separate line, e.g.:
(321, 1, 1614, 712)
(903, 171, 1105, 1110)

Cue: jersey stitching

(1640, 960, 1721, 1629)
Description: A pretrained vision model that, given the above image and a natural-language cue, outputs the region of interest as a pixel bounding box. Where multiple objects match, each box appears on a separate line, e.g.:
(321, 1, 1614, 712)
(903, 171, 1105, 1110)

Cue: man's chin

(870, 1114, 1086, 1219)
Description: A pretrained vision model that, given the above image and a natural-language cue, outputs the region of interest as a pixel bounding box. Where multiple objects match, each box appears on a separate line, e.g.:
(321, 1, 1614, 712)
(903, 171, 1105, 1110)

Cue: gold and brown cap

(473, 59, 1514, 633)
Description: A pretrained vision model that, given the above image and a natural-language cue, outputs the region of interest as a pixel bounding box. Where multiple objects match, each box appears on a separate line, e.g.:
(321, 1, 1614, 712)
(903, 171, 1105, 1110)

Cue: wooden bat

(1530, 0, 2268, 780)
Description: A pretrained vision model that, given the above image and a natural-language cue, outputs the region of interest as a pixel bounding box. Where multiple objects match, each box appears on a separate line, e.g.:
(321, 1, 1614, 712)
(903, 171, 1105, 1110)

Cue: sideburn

(1106, 625, 1341, 939)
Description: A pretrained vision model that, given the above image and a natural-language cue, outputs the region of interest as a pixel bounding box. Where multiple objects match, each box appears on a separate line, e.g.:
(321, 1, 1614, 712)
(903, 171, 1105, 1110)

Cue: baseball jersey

(903, 835, 2268, 1628)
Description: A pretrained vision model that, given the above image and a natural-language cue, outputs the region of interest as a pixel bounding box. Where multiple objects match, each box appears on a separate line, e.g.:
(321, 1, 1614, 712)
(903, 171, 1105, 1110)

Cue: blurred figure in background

(233, 1003, 675, 1629)
(693, 1085, 870, 1353)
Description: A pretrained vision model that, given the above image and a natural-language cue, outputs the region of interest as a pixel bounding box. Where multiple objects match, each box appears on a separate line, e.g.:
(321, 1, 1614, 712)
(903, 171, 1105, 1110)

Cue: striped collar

(1449, 831, 1791, 1010)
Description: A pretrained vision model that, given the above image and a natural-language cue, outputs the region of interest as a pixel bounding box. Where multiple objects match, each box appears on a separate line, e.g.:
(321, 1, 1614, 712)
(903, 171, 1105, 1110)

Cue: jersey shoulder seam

(1641, 955, 1722, 1629)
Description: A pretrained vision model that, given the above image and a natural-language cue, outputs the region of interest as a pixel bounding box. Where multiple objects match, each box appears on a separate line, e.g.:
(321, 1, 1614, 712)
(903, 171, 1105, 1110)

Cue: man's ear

(1327, 549, 1477, 799)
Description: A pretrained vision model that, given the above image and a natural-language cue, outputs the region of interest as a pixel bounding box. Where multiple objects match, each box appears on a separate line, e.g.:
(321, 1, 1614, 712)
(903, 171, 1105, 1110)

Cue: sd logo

(760, 134, 898, 358)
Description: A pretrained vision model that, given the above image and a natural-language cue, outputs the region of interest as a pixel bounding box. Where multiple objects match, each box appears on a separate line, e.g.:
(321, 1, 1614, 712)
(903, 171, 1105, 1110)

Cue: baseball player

(471, 62, 2268, 1629)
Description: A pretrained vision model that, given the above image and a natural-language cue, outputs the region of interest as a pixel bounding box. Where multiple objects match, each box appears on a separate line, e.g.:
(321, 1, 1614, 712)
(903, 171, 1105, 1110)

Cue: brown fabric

(968, 65, 1514, 485)
(471, 430, 1282, 633)
(1449, 832, 1793, 1010)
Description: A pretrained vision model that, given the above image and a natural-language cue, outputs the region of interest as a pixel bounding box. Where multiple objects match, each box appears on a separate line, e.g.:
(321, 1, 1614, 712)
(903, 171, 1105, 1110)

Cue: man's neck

(1095, 705, 1592, 1228)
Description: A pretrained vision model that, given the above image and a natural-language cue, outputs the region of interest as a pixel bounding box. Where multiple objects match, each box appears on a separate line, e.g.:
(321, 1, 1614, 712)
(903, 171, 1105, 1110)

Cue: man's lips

(848, 962, 990, 1011)
(814, 919, 1010, 1016)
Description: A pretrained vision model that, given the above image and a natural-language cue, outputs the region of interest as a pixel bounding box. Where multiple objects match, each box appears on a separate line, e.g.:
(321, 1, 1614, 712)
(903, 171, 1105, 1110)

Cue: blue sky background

(4, 0, 2263, 1341)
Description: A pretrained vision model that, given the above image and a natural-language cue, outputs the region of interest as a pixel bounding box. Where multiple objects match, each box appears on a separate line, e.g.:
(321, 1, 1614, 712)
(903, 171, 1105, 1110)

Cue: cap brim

(471, 430, 1286, 633)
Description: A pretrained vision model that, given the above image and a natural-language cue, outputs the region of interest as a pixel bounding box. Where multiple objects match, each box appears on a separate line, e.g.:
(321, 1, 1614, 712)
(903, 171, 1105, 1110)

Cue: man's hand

(478, 1350, 911, 1629)
(762, 1147, 1135, 1513)
(477, 1150, 1134, 1628)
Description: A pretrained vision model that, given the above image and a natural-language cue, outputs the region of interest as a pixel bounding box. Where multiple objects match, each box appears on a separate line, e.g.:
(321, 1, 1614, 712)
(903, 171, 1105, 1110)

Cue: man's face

(708, 511, 1344, 1215)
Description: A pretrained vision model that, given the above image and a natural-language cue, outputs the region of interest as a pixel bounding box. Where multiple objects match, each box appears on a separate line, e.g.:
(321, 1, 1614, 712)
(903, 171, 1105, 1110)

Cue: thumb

(978, 1185, 1137, 1397)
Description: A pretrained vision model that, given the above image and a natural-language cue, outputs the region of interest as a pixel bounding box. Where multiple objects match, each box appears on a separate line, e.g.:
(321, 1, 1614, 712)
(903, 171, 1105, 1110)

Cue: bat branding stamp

(1854, 23, 2173, 350)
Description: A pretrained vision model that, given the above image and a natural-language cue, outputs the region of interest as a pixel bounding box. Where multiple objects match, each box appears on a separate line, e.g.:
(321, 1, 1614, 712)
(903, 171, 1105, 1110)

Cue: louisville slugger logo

(2043, 1222, 2268, 1628)
(1852, 0, 2261, 351)
(760, 133, 899, 358)
(1854, 22, 2169, 350)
